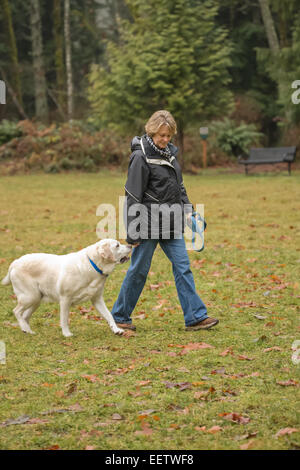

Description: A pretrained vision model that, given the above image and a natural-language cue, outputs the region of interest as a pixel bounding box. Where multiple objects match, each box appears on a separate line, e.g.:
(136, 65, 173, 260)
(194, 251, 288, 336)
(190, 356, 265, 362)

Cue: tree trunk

(64, 0, 73, 120)
(258, 0, 280, 54)
(0, 0, 23, 108)
(30, 0, 49, 123)
(0, 67, 28, 118)
(175, 124, 184, 169)
(53, 0, 65, 112)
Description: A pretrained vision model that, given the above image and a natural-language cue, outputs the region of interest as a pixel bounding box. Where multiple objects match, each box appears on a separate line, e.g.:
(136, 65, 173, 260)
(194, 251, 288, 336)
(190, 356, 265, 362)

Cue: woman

(112, 110, 219, 331)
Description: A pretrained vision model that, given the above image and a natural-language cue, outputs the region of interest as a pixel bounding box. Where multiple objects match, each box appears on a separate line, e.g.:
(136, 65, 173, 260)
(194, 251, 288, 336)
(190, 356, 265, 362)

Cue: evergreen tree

(0, 0, 23, 110)
(88, 0, 233, 160)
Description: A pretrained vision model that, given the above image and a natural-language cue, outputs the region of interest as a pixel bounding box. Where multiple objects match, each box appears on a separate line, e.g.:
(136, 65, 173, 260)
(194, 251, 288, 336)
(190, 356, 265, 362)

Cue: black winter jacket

(124, 135, 194, 244)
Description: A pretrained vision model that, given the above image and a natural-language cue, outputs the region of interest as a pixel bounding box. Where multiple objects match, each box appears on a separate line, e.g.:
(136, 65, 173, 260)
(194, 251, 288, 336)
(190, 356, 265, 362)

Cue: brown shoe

(185, 317, 219, 331)
(116, 322, 136, 331)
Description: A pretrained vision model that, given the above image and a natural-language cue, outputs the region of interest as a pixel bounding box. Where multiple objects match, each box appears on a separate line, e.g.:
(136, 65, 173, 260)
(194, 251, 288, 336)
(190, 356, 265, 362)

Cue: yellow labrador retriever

(1, 239, 131, 337)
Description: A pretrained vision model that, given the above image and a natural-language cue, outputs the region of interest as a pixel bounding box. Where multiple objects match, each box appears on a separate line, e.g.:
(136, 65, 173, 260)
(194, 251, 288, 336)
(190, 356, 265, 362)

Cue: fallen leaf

(207, 425, 223, 434)
(220, 347, 234, 357)
(211, 367, 226, 375)
(237, 355, 254, 361)
(137, 380, 152, 387)
(168, 342, 214, 355)
(138, 409, 156, 417)
(0, 415, 30, 427)
(263, 347, 282, 352)
(164, 381, 192, 391)
(234, 431, 258, 441)
(220, 412, 250, 424)
(275, 428, 298, 438)
(276, 380, 299, 387)
(81, 374, 99, 383)
(26, 417, 49, 425)
(240, 439, 256, 450)
(112, 413, 124, 421)
(135, 421, 153, 436)
(195, 426, 206, 431)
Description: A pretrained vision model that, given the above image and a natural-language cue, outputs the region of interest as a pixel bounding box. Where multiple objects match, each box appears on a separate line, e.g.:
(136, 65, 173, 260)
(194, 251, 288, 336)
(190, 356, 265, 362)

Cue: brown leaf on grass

(195, 426, 207, 431)
(167, 423, 181, 431)
(122, 329, 136, 338)
(219, 412, 250, 424)
(0, 415, 30, 427)
(263, 347, 283, 352)
(240, 439, 256, 450)
(40, 403, 83, 415)
(137, 380, 152, 387)
(276, 379, 299, 387)
(65, 382, 77, 395)
(194, 391, 209, 400)
(220, 347, 234, 357)
(211, 367, 226, 375)
(164, 381, 192, 391)
(135, 421, 153, 436)
(237, 355, 254, 361)
(137, 409, 156, 417)
(149, 284, 160, 290)
(80, 429, 103, 440)
(207, 425, 223, 434)
(81, 374, 100, 383)
(43, 445, 60, 450)
(194, 425, 223, 434)
(112, 413, 124, 421)
(275, 428, 299, 438)
(168, 342, 214, 355)
(26, 417, 50, 425)
(234, 432, 258, 441)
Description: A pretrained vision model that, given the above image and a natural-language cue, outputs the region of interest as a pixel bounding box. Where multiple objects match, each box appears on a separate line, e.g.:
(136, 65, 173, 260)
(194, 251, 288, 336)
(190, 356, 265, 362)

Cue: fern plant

(209, 118, 263, 157)
(0, 120, 23, 145)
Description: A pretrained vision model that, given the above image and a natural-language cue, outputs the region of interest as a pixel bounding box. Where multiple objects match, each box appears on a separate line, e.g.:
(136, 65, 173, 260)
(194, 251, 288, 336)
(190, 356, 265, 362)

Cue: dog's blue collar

(88, 256, 108, 277)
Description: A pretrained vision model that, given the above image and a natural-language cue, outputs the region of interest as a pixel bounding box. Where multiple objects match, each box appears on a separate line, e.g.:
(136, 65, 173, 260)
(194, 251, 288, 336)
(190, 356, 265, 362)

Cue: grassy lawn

(0, 169, 299, 450)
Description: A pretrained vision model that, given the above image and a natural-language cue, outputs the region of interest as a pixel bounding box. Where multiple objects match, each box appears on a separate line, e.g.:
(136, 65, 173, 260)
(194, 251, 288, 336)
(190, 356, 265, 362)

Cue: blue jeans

(112, 237, 208, 327)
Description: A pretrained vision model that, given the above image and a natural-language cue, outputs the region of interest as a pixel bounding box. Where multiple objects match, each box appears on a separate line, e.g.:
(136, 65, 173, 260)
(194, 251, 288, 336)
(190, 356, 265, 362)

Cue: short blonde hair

(145, 110, 177, 137)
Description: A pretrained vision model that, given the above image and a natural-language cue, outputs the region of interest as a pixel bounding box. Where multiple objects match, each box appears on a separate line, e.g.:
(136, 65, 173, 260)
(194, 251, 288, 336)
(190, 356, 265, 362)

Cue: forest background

(0, 0, 299, 173)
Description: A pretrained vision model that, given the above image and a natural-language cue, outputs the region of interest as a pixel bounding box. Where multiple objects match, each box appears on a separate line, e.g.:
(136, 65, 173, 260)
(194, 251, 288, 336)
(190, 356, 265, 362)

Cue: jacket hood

(130, 135, 178, 156)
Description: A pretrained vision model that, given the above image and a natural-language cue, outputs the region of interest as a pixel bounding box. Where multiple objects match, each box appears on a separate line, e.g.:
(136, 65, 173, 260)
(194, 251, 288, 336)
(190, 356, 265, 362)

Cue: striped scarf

(145, 135, 172, 160)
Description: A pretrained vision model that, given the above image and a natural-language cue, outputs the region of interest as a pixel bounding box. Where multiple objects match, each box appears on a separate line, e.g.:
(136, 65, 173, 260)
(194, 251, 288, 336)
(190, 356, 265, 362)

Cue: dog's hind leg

(59, 297, 73, 337)
(13, 302, 37, 334)
(92, 295, 124, 335)
(21, 301, 40, 334)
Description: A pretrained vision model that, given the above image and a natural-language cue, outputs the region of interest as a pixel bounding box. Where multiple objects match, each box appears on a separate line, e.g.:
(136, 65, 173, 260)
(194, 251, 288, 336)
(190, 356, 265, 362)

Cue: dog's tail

(1, 264, 12, 286)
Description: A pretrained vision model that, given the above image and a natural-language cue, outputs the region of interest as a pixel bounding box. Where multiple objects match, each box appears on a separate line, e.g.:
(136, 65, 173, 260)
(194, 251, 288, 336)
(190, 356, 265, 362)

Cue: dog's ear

(98, 242, 115, 263)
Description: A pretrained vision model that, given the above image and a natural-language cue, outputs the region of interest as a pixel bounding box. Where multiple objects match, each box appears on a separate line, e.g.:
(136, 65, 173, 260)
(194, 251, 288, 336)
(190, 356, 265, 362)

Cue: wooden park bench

(238, 146, 296, 175)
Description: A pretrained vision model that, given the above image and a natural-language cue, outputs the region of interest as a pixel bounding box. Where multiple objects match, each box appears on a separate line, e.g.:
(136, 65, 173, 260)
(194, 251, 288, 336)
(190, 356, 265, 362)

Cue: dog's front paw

(63, 331, 73, 338)
(114, 327, 124, 335)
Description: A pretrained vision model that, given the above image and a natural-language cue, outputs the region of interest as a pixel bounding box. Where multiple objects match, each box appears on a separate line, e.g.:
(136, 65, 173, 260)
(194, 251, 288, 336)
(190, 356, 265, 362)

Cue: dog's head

(96, 239, 132, 266)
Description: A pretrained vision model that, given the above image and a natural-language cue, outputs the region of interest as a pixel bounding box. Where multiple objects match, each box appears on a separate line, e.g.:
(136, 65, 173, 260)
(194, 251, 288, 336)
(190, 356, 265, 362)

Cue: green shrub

(209, 118, 263, 157)
(0, 120, 23, 145)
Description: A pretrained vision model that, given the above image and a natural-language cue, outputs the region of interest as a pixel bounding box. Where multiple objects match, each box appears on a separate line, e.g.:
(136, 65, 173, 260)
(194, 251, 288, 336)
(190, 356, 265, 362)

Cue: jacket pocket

(144, 191, 160, 202)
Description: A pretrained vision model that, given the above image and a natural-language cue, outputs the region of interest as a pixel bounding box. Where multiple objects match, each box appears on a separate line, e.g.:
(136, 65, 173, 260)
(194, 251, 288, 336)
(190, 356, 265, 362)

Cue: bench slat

(239, 146, 296, 164)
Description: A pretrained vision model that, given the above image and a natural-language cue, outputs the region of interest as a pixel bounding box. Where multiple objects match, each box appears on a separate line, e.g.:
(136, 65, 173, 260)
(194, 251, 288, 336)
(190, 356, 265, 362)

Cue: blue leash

(188, 212, 207, 252)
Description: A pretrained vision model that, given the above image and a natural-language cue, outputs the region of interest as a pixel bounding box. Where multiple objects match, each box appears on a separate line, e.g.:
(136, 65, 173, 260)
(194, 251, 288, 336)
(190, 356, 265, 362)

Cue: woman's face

(152, 124, 172, 149)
